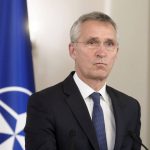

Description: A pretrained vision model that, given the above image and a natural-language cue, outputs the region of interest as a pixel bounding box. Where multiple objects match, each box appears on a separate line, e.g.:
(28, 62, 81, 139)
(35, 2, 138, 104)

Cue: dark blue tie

(91, 92, 108, 150)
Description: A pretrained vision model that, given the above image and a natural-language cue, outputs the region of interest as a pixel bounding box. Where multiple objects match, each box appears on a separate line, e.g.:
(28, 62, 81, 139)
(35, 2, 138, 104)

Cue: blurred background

(27, 0, 150, 148)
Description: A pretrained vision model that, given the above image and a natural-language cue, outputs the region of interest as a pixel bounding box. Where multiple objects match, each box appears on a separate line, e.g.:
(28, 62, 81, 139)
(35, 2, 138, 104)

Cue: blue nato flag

(0, 0, 35, 149)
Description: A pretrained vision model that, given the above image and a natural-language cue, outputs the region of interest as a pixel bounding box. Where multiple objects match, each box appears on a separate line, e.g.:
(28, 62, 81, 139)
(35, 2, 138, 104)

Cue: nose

(95, 44, 107, 57)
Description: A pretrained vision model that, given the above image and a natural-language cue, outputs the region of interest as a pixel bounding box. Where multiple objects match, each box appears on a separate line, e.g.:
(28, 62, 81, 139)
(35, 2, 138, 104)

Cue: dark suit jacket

(25, 72, 141, 150)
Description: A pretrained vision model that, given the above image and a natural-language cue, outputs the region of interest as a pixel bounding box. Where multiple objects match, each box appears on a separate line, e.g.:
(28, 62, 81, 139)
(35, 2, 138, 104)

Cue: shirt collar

(73, 72, 108, 102)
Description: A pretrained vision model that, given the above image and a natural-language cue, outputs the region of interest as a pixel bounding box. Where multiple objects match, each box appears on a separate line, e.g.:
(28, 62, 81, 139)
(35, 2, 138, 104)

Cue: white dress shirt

(73, 73, 116, 150)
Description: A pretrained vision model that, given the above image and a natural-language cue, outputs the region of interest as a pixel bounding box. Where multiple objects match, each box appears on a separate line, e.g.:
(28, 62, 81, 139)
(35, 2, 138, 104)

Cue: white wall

(27, 0, 150, 147)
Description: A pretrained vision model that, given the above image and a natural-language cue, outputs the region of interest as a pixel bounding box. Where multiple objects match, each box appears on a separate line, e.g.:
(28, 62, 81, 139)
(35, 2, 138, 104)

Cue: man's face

(69, 20, 118, 82)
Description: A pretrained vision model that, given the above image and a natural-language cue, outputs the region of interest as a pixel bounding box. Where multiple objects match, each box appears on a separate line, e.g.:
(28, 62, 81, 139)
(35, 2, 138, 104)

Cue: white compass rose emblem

(0, 86, 32, 150)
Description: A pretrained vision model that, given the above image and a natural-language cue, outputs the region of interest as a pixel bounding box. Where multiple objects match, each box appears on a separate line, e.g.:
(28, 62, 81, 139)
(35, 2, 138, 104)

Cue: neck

(76, 72, 106, 91)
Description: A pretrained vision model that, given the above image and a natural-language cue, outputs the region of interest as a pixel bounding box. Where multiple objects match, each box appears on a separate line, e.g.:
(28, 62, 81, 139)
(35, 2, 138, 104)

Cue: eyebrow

(86, 37, 116, 42)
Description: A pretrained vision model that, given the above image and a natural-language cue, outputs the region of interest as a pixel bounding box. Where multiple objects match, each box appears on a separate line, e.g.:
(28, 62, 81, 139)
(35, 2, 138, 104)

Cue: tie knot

(90, 92, 101, 105)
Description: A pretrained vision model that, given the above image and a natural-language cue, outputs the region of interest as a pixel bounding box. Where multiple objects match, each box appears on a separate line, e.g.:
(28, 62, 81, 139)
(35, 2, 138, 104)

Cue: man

(25, 12, 141, 150)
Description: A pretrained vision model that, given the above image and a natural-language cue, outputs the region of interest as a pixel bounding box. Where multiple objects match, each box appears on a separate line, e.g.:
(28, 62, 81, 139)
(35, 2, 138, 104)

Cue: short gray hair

(70, 11, 117, 42)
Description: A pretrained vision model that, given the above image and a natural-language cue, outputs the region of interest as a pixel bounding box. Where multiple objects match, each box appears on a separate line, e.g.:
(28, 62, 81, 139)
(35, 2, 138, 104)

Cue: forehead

(79, 20, 117, 40)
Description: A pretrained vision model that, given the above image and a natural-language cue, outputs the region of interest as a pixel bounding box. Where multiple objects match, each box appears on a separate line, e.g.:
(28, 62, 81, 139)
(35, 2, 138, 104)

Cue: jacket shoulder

(106, 85, 140, 106)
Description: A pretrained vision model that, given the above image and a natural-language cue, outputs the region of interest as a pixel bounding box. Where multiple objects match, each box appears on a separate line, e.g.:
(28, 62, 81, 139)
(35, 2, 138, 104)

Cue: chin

(96, 76, 107, 81)
(96, 71, 108, 78)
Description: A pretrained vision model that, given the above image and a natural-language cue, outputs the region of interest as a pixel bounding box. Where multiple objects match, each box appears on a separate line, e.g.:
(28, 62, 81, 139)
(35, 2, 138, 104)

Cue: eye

(86, 39, 99, 45)
(105, 40, 115, 47)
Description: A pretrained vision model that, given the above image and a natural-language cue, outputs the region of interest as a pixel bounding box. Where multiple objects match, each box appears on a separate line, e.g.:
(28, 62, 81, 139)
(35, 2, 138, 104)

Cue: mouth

(93, 62, 107, 70)
(95, 62, 107, 66)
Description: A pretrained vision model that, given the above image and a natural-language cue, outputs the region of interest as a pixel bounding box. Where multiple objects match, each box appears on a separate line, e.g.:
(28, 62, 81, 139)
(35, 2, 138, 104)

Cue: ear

(69, 43, 76, 60)
(116, 47, 119, 58)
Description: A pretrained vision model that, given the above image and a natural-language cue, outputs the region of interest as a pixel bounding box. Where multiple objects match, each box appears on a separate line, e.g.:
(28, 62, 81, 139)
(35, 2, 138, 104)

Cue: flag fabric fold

(0, 0, 35, 149)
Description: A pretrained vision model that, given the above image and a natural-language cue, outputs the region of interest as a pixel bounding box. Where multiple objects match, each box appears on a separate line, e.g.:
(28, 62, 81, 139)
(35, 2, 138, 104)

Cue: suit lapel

(62, 72, 99, 150)
(107, 86, 126, 150)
